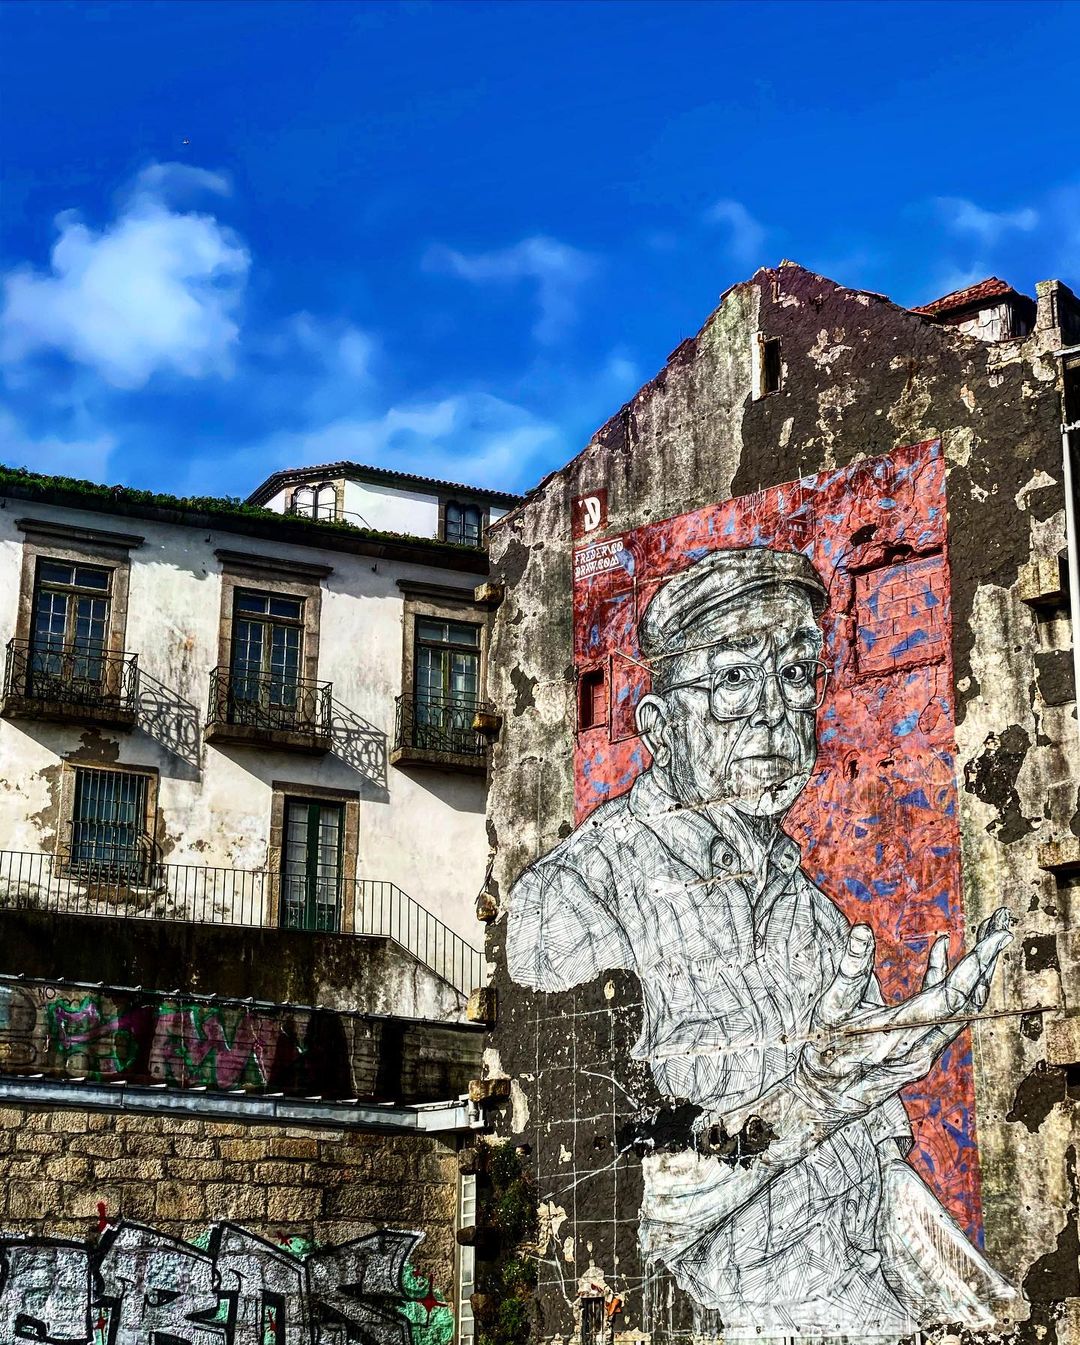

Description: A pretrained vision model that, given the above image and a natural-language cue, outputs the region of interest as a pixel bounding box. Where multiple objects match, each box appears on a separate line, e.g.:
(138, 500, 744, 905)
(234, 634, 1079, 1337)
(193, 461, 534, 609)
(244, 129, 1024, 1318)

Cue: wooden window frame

(438, 498, 491, 546)
(268, 780, 360, 932)
(214, 550, 332, 688)
(12, 519, 143, 658)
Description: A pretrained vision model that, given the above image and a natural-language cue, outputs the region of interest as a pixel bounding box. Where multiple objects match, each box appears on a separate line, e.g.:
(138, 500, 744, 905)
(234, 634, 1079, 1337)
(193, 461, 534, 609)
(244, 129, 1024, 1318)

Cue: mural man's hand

(794, 909, 1013, 1120)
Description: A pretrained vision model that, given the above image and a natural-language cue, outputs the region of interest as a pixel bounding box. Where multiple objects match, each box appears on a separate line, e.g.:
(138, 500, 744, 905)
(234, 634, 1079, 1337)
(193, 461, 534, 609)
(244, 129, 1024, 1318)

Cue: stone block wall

(0, 1103, 461, 1338)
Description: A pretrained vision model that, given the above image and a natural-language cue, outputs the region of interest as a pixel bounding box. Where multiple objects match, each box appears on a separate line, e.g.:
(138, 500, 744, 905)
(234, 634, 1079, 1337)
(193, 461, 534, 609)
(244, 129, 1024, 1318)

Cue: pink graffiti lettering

(150, 1005, 280, 1090)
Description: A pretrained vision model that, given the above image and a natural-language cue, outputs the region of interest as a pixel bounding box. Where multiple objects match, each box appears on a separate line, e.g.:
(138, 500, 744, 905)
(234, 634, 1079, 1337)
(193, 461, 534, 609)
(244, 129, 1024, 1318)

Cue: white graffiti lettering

(0, 1221, 441, 1345)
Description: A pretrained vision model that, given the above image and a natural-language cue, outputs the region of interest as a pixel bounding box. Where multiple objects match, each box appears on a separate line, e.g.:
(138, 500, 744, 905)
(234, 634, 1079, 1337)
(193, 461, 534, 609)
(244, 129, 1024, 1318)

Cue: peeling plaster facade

(482, 265, 1080, 1343)
(0, 471, 504, 1335)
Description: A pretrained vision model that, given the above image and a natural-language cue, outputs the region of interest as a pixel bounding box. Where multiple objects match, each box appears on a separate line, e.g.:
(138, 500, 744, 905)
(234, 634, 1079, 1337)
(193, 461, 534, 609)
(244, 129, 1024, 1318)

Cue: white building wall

(342, 480, 441, 536)
(0, 505, 488, 949)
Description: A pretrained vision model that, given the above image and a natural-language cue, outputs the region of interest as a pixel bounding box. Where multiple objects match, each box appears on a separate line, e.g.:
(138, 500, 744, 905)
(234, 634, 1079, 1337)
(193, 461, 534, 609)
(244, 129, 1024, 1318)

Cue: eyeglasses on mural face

(667, 658, 830, 721)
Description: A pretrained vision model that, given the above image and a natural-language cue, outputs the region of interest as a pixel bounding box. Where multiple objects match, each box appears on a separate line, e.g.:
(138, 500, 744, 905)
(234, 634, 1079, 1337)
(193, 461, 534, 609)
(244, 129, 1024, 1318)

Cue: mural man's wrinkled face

(654, 586, 822, 818)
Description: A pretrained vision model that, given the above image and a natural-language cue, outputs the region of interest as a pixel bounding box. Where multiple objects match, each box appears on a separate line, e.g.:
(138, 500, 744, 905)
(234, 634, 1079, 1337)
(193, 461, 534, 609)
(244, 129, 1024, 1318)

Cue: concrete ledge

(390, 743, 487, 775)
(0, 1076, 481, 1133)
(205, 720, 331, 755)
(0, 695, 137, 732)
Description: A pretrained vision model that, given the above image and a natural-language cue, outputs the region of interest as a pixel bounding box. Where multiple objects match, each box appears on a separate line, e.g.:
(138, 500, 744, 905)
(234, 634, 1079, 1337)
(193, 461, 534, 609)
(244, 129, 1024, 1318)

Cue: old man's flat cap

(638, 546, 827, 659)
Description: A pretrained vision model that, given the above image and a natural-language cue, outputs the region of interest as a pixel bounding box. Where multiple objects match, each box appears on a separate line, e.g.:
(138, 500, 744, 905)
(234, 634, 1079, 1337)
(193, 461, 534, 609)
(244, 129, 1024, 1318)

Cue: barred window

(69, 768, 151, 879)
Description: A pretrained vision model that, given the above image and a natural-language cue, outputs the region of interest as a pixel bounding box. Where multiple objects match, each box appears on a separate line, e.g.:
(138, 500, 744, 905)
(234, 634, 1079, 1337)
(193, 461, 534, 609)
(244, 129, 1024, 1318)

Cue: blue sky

(1, 0, 1077, 499)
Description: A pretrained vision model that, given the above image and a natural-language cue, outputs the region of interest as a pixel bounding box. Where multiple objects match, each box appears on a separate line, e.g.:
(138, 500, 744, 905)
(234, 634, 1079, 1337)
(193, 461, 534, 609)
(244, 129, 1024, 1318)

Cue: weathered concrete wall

(0, 501, 487, 946)
(0, 1104, 459, 1342)
(482, 265, 1080, 1342)
(0, 907, 466, 1021)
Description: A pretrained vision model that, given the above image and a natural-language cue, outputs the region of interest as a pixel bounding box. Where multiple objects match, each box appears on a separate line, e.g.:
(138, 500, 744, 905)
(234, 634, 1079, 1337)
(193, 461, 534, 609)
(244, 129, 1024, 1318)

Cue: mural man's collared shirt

(506, 768, 912, 1330)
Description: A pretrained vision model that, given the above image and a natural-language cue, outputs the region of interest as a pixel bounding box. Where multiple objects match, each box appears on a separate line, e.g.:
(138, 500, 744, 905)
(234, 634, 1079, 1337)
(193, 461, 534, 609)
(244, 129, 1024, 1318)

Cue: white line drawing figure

(506, 546, 1015, 1339)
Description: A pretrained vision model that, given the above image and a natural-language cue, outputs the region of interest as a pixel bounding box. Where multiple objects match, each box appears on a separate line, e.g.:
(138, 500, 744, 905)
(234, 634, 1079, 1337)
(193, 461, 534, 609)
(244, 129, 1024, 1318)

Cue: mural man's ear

(636, 694, 673, 768)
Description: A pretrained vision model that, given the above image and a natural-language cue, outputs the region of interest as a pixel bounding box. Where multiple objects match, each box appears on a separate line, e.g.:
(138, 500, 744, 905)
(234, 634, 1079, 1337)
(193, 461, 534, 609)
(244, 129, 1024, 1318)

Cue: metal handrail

(394, 691, 494, 758)
(3, 637, 139, 713)
(0, 850, 484, 998)
(206, 666, 332, 737)
(284, 503, 373, 529)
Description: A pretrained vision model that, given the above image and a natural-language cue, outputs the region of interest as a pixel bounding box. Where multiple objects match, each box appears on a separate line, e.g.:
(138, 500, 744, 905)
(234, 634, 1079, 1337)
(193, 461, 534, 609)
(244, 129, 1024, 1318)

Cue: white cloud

(0, 162, 249, 389)
(706, 199, 767, 268)
(0, 407, 115, 480)
(424, 235, 594, 344)
(243, 391, 562, 494)
(283, 312, 376, 383)
(935, 196, 1038, 248)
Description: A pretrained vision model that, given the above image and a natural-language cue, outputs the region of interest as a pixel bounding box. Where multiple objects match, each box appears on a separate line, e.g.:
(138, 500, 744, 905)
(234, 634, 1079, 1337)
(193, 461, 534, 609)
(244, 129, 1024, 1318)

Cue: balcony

(205, 666, 332, 754)
(1, 638, 139, 730)
(390, 691, 498, 774)
(0, 849, 484, 998)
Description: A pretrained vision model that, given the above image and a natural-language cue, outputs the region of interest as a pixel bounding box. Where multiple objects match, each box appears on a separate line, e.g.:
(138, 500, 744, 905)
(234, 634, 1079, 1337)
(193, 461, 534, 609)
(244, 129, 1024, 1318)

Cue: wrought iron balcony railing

(0, 850, 484, 998)
(1, 638, 139, 726)
(205, 666, 332, 751)
(393, 692, 495, 761)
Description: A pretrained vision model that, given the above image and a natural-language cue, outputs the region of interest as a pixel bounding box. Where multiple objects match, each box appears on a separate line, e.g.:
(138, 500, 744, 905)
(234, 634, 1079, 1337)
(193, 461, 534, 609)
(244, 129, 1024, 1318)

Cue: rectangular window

(230, 591, 304, 725)
(280, 798, 343, 932)
(457, 1172, 477, 1345)
(762, 336, 783, 394)
(578, 667, 607, 730)
(1064, 359, 1080, 428)
(30, 560, 112, 693)
(445, 503, 483, 546)
(69, 767, 150, 880)
(413, 618, 482, 754)
(580, 1297, 605, 1344)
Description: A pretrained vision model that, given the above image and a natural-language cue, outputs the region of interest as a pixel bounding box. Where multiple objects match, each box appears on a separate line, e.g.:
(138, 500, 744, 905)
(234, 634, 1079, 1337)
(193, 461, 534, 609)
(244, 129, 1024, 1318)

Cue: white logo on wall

(573, 537, 627, 583)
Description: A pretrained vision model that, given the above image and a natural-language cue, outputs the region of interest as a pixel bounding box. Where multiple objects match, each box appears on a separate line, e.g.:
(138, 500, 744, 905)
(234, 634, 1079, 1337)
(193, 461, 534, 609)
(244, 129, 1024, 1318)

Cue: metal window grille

(69, 768, 151, 881)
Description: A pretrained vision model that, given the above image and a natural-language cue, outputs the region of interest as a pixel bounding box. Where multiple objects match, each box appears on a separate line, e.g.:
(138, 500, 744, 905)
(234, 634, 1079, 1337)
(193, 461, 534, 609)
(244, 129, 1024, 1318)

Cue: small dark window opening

(580, 1297, 605, 1344)
(762, 337, 783, 394)
(1063, 360, 1080, 428)
(578, 667, 607, 730)
(445, 502, 484, 546)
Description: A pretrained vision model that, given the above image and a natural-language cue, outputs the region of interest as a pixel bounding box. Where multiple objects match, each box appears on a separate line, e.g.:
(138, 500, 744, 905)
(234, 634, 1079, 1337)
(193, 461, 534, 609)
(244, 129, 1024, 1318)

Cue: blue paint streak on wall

(844, 877, 875, 903)
(582, 754, 611, 797)
(890, 629, 929, 658)
(898, 787, 931, 809)
(893, 712, 920, 736)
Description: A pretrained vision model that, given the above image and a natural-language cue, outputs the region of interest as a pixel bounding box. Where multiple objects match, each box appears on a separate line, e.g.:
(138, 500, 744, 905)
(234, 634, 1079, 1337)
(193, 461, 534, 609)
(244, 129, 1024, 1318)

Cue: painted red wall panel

(570, 439, 983, 1241)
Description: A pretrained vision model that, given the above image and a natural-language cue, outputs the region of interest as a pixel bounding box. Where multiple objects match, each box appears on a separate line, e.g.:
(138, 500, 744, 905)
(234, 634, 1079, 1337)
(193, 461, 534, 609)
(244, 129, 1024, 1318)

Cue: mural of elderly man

(506, 545, 1015, 1338)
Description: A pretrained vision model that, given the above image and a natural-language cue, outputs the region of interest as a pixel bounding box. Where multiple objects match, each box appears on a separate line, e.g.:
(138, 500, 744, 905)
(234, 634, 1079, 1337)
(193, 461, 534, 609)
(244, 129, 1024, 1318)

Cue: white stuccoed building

(0, 459, 519, 1018)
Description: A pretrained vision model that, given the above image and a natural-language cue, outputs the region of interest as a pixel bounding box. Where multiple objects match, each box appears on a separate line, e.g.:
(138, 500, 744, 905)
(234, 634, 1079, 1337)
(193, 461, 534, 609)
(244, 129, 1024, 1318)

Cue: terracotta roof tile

(911, 276, 1019, 317)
